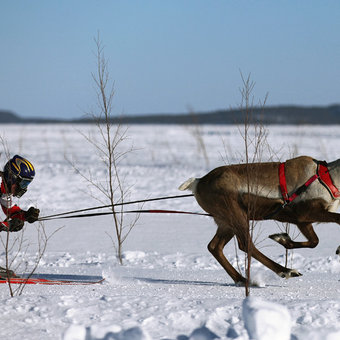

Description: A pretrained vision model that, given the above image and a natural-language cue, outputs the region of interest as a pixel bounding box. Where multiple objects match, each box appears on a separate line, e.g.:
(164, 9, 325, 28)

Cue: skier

(0, 155, 40, 277)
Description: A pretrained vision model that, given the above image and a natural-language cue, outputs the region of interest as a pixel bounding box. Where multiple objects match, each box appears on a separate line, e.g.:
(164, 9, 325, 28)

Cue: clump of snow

(249, 272, 267, 288)
(63, 325, 86, 340)
(63, 325, 151, 340)
(123, 251, 146, 261)
(101, 266, 121, 285)
(242, 297, 291, 340)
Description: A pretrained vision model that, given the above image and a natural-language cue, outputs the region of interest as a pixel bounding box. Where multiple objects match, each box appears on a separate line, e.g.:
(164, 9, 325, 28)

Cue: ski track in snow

(0, 124, 339, 340)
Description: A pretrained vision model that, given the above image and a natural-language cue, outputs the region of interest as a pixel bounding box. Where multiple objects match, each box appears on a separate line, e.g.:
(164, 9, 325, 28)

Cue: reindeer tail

(178, 177, 199, 193)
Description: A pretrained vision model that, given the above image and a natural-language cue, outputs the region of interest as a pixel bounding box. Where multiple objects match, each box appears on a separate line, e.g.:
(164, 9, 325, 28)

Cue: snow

(0, 123, 339, 339)
(242, 297, 291, 340)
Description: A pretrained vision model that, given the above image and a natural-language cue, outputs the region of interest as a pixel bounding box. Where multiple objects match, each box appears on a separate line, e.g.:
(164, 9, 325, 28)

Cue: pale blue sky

(1, 1, 339, 119)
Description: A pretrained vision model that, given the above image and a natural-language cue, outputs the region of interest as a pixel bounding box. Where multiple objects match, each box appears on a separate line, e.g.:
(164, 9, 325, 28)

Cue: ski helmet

(3, 155, 35, 196)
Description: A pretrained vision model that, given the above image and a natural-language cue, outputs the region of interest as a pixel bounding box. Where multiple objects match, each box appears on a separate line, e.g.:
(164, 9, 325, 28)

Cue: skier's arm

(1, 203, 25, 220)
(1, 204, 39, 224)
(0, 198, 39, 231)
(0, 184, 39, 228)
(0, 202, 25, 232)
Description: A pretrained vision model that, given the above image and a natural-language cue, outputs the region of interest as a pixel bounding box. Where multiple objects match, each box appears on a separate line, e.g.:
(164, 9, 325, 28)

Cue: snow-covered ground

(0, 123, 339, 340)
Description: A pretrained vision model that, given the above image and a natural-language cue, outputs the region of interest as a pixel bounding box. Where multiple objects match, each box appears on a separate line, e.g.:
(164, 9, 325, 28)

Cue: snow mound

(63, 325, 86, 340)
(63, 325, 151, 340)
(242, 297, 291, 340)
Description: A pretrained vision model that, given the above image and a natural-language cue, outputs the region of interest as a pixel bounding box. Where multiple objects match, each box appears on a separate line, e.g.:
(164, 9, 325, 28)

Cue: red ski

(0, 274, 105, 285)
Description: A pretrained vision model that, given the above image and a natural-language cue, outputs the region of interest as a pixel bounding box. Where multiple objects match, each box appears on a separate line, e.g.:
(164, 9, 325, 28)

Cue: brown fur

(179, 156, 340, 283)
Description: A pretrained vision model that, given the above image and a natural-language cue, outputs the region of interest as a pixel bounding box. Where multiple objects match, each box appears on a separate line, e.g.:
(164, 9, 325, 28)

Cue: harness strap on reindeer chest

(317, 161, 340, 198)
(264, 160, 340, 219)
(279, 161, 340, 207)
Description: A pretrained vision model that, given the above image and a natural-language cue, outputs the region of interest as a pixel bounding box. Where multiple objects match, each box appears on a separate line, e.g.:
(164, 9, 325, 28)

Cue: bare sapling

(69, 35, 138, 264)
(179, 73, 273, 296)
(237, 73, 268, 295)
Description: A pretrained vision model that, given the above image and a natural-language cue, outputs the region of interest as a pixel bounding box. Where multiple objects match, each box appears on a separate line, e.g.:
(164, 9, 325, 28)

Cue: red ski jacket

(0, 182, 25, 229)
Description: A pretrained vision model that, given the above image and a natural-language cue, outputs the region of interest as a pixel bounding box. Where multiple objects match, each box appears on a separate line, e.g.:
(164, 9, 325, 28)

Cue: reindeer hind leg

(208, 230, 246, 285)
(237, 234, 302, 279)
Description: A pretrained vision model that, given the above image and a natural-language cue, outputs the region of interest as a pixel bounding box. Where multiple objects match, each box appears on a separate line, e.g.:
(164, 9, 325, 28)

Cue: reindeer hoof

(278, 269, 302, 279)
(269, 232, 290, 242)
(336, 245, 340, 255)
(269, 233, 293, 248)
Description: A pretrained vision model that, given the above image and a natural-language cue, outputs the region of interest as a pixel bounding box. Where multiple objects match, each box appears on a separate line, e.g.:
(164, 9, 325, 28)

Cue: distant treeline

(1, 104, 340, 125)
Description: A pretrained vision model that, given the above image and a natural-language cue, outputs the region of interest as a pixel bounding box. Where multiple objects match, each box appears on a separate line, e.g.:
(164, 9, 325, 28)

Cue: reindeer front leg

(269, 223, 319, 249)
(312, 210, 340, 255)
(272, 203, 340, 253)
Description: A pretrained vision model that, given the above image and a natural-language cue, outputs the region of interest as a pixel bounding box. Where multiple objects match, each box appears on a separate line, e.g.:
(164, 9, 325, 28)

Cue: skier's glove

(24, 207, 40, 223)
(9, 218, 24, 232)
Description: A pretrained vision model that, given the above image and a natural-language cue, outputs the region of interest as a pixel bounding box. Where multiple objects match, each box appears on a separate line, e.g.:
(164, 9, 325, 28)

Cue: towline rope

(39, 209, 211, 221)
(38, 194, 202, 221)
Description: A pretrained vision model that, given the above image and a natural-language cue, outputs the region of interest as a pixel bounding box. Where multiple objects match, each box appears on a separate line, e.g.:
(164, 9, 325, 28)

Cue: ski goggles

(16, 176, 32, 190)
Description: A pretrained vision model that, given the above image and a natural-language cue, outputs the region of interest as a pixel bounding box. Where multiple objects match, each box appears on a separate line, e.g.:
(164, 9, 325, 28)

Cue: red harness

(279, 161, 340, 205)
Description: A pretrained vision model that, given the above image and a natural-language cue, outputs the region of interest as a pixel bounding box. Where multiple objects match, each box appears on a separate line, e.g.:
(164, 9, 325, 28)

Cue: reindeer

(179, 156, 340, 284)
